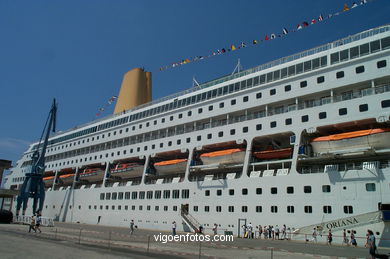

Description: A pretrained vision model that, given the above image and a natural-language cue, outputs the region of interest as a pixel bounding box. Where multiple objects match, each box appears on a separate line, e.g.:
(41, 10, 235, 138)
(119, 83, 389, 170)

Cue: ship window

(207, 133, 212, 139)
(253, 76, 260, 86)
(304, 186, 312, 193)
(204, 206, 210, 212)
(366, 183, 376, 192)
(256, 124, 262, 130)
(256, 188, 262, 195)
(320, 56, 327, 66)
(260, 74, 266, 84)
(247, 78, 253, 87)
(229, 189, 234, 196)
(100, 193, 105, 200)
(370, 40, 380, 53)
(256, 92, 262, 99)
(288, 65, 295, 76)
(163, 190, 170, 199)
(330, 52, 339, 64)
(147, 191, 153, 199)
(287, 186, 294, 194)
(312, 58, 320, 69)
(281, 67, 287, 78)
(234, 82, 240, 92)
(198, 108, 203, 114)
(323, 206, 332, 214)
(208, 105, 213, 111)
(381, 99, 390, 108)
(273, 70, 280, 80)
(284, 85, 291, 92)
(266, 72, 273, 82)
(287, 206, 294, 213)
(186, 137, 190, 143)
(154, 190, 161, 199)
(322, 185, 331, 193)
(182, 189, 189, 199)
(219, 102, 224, 108)
(177, 139, 181, 145)
(336, 71, 344, 78)
(205, 190, 210, 196)
(296, 63, 303, 74)
(243, 96, 249, 102)
(271, 187, 277, 194)
(242, 126, 248, 133)
(138, 191, 145, 199)
(340, 49, 349, 61)
(319, 112, 327, 119)
(271, 206, 278, 213)
(242, 206, 248, 213)
(112, 192, 117, 200)
(163, 206, 168, 211)
(344, 205, 353, 214)
(168, 141, 172, 146)
(350, 46, 359, 59)
(339, 108, 347, 116)
(270, 89, 276, 95)
(304, 206, 313, 213)
(270, 121, 277, 128)
(231, 99, 236, 105)
(377, 60, 387, 68)
(256, 206, 262, 213)
(147, 205, 151, 211)
(105, 193, 111, 200)
(193, 206, 198, 212)
(228, 206, 234, 212)
(155, 206, 159, 211)
(131, 192, 137, 200)
(285, 118, 292, 125)
(300, 81, 307, 88)
(216, 206, 222, 212)
(360, 43, 369, 56)
(197, 136, 201, 141)
(230, 129, 236, 135)
(187, 111, 192, 116)
(125, 192, 130, 199)
(240, 80, 247, 90)
(317, 76, 325, 84)
(218, 131, 223, 137)
(355, 65, 365, 74)
(381, 36, 390, 49)
(216, 189, 222, 196)
(173, 190, 180, 199)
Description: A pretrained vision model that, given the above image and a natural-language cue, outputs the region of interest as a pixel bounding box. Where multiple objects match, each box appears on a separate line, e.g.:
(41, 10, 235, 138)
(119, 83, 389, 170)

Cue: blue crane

(16, 99, 57, 216)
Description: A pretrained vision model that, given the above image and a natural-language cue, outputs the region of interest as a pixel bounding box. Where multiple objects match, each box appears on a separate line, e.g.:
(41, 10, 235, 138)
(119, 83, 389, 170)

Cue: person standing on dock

(35, 213, 42, 233)
(172, 221, 177, 236)
(327, 230, 333, 245)
(29, 215, 36, 233)
(366, 230, 376, 259)
(130, 219, 135, 235)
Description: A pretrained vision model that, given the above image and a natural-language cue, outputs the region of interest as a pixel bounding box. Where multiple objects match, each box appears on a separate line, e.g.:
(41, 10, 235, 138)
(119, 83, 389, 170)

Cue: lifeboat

(79, 168, 104, 182)
(59, 174, 74, 185)
(43, 176, 55, 187)
(311, 128, 390, 154)
(154, 159, 187, 176)
(110, 163, 144, 178)
(253, 147, 292, 160)
(200, 148, 245, 165)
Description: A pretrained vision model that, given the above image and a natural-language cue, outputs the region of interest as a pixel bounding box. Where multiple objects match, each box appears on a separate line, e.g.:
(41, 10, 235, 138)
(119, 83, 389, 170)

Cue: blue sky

(0, 0, 389, 165)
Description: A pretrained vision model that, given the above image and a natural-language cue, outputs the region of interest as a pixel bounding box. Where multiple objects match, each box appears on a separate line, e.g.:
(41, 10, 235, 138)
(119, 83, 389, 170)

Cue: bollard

(198, 240, 202, 259)
(78, 228, 82, 244)
(270, 248, 273, 259)
(108, 230, 112, 250)
(147, 235, 150, 253)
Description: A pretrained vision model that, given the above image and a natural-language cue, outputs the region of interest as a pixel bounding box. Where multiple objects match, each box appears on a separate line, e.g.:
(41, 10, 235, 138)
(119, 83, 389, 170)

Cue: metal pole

(78, 228, 82, 244)
(147, 235, 150, 253)
(108, 230, 112, 250)
(198, 240, 202, 259)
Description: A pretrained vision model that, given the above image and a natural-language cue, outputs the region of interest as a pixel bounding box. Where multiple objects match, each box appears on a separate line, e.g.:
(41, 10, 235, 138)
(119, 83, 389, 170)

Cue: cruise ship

(4, 24, 390, 246)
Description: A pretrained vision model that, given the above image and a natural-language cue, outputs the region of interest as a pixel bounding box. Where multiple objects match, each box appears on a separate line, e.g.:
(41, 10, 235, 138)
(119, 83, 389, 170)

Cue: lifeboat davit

(110, 163, 144, 178)
(43, 176, 55, 187)
(79, 168, 105, 182)
(59, 174, 74, 185)
(154, 159, 187, 176)
(200, 148, 245, 165)
(311, 128, 390, 154)
(253, 147, 292, 160)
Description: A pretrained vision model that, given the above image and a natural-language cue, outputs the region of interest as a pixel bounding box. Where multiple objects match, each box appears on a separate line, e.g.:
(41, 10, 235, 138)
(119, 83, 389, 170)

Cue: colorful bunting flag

(156, 0, 374, 72)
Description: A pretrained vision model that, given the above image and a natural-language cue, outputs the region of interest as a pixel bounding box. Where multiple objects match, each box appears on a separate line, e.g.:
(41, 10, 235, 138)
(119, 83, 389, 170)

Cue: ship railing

(299, 159, 390, 174)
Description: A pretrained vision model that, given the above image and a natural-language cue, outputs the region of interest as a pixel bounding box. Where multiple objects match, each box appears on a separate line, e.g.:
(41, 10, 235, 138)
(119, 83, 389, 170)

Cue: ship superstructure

(5, 24, 390, 245)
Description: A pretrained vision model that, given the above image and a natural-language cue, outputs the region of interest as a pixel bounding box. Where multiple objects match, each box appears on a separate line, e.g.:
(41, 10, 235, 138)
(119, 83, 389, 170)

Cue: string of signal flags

(158, 0, 372, 72)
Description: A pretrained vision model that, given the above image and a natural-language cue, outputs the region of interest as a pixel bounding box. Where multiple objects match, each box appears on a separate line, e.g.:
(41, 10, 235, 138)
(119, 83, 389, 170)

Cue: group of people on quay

(241, 224, 291, 240)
